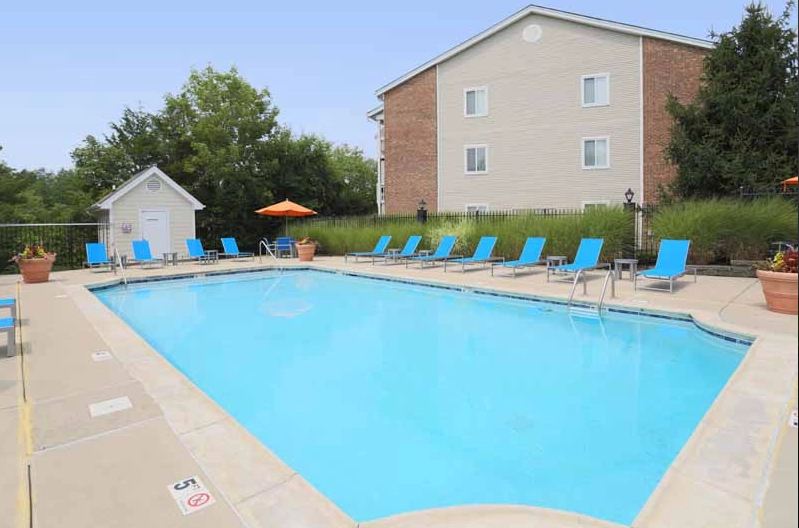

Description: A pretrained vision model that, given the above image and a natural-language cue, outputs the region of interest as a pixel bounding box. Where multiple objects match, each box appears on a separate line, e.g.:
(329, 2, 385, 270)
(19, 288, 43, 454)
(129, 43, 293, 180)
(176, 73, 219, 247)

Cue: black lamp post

(624, 188, 636, 211)
(623, 188, 637, 258)
(417, 199, 428, 223)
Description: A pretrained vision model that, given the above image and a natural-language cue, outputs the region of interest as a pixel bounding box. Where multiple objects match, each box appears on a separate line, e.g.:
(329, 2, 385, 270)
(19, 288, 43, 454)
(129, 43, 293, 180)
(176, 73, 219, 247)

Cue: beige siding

(111, 176, 196, 258)
(437, 14, 641, 211)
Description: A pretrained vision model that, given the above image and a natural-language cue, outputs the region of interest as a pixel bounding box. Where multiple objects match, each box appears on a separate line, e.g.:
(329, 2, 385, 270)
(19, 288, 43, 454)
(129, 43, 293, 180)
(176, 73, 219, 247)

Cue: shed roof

(90, 166, 205, 211)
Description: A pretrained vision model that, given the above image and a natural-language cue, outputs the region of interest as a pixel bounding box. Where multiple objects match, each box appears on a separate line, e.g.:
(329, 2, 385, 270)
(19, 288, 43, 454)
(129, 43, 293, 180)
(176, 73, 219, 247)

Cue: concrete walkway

(0, 257, 796, 528)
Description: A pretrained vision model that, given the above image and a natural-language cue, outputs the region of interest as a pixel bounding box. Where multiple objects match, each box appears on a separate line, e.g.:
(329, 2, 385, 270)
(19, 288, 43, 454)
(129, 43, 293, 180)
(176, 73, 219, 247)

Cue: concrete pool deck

(0, 256, 796, 528)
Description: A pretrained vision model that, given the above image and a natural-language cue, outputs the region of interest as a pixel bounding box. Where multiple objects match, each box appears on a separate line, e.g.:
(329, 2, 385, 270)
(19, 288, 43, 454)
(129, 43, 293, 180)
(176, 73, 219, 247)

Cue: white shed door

(140, 210, 170, 254)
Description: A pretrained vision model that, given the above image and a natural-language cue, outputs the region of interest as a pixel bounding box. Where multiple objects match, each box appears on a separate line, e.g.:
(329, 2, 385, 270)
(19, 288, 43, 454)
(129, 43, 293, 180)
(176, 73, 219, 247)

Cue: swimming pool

(95, 270, 748, 524)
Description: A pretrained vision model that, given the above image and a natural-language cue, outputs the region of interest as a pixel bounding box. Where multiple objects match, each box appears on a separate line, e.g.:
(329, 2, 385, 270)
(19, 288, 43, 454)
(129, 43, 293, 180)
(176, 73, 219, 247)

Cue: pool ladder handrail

(567, 269, 587, 308)
(597, 269, 615, 314)
(567, 269, 615, 316)
(112, 243, 127, 286)
(259, 239, 282, 272)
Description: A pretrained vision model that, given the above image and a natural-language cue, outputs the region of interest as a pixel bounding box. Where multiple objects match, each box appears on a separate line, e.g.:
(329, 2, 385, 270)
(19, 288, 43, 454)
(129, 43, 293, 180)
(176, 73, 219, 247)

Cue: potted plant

(295, 237, 318, 262)
(12, 244, 57, 284)
(756, 247, 798, 314)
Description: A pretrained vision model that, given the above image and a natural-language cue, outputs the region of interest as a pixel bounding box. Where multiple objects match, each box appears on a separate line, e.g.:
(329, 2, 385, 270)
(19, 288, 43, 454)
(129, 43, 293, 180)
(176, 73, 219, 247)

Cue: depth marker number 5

(168, 476, 216, 515)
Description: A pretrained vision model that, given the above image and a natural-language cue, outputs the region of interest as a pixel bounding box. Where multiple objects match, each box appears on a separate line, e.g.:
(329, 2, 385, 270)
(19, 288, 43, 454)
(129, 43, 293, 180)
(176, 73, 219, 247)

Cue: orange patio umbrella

(781, 176, 798, 192)
(255, 199, 317, 236)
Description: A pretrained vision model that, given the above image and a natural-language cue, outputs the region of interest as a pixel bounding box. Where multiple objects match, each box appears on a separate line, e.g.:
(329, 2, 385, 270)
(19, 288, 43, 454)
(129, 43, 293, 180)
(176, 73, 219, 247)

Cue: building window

(464, 145, 488, 174)
(466, 204, 489, 213)
(581, 74, 609, 107)
(582, 138, 609, 169)
(464, 87, 488, 117)
(582, 201, 610, 211)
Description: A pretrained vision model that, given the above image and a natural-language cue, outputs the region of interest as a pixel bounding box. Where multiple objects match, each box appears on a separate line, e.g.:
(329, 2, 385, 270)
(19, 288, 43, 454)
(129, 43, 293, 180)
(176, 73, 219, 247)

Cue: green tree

(107, 107, 165, 171)
(159, 65, 280, 246)
(328, 145, 377, 215)
(666, 1, 798, 197)
(71, 135, 136, 194)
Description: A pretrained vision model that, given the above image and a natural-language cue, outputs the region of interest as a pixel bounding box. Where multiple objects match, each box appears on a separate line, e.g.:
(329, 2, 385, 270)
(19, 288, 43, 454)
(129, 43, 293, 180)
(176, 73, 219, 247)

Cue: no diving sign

(168, 476, 216, 515)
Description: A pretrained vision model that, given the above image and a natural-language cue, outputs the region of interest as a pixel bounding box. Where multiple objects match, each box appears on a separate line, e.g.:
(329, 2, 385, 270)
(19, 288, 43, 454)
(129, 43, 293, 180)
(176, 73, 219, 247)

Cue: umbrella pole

(285, 216, 288, 237)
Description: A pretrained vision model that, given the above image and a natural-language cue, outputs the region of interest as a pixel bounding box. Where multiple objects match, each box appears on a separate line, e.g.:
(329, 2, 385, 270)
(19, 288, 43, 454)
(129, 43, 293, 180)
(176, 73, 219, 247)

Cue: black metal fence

(0, 223, 110, 274)
(296, 208, 584, 229)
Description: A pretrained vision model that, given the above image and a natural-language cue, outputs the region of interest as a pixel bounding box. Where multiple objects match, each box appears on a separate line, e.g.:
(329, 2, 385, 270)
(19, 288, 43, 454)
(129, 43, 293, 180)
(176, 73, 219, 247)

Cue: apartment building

(367, 5, 709, 213)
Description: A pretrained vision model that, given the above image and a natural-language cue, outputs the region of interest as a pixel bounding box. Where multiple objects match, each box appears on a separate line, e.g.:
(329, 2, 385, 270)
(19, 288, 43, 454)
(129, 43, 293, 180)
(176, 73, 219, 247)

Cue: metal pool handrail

(567, 269, 587, 308)
(259, 239, 282, 272)
(112, 243, 127, 286)
(597, 269, 615, 313)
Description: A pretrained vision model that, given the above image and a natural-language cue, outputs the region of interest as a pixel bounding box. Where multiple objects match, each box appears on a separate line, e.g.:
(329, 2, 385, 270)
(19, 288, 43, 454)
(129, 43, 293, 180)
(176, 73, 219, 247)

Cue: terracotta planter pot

(756, 269, 798, 315)
(295, 244, 316, 262)
(17, 255, 56, 284)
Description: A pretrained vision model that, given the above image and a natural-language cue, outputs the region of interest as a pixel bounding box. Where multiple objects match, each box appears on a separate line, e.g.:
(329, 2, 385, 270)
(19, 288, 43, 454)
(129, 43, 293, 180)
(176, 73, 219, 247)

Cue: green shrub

(650, 198, 798, 264)
(292, 207, 631, 261)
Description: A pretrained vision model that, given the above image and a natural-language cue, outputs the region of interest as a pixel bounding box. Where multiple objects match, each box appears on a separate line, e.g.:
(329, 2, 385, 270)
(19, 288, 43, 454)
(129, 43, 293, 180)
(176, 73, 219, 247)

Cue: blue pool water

(95, 270, 747, 524)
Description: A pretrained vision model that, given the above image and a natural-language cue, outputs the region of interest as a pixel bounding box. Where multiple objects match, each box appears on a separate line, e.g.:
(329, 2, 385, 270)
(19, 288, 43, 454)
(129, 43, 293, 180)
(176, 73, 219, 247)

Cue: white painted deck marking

(88, 396, 132, 417)
(168, 476, 216, 515)
(91, 350, 113, 361)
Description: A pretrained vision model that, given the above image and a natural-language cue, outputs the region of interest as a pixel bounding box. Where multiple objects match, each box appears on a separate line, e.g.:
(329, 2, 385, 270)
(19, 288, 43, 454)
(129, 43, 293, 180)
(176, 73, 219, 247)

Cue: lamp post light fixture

(624, 188, 635, 204)
(417, 198, 428, 224)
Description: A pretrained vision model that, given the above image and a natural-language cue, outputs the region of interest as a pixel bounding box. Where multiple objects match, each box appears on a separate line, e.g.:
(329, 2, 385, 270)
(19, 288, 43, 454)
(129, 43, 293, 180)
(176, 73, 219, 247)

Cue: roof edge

(92, 166, 205, 211)
(375, 4, 713, 97)
(366, 104, 384, 120)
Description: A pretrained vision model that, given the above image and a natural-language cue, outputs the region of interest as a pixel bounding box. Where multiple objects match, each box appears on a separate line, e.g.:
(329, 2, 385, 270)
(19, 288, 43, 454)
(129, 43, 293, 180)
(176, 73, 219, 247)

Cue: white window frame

(581, 200, 611, 211)
(463, 87, 488, 118)
(465, 203, 490, 213)
(581, 137, 610, 170)
(581, 73, 610, 107)
(464, 144, 489, 174)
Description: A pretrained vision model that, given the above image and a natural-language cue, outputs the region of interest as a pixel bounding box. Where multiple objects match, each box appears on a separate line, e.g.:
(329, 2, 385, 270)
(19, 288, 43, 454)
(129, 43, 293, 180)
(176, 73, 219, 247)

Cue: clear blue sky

(0, 0, 793, 171)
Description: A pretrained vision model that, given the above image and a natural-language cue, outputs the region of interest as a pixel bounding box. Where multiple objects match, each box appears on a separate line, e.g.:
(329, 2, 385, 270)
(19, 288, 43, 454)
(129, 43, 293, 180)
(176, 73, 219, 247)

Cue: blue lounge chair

(635, 239, 695, 293)
(186, 239, 217, 264)
(1, 316, 15, 358)
(0, 298, 15, 318)
(491, 237, 546, 277)
(85, 243, 113, 271)
(444, 236, 500, 272)
(345, 235, 392, 262)
(131, 240, 165, 268)
(275, 237, 296, 258)
(407, 236, 458, 268)
(547, 238, 606, 282)
(378, 235, 423, 265)
(221, 237, 254, 260)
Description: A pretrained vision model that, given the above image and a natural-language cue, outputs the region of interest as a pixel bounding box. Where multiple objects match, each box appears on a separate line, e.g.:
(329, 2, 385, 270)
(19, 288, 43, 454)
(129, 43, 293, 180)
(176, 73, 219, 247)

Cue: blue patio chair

(635, 239, 695, 294)
(444, 236, 500, 272)
(131, 240, 165, 268)
(379, 235, 423, 265)
(492, 237, 546, 277)
(220, 237, 255, 261)
(407, 236, 458, 268)
(547, 238, 606, 282)
(0, 298, 15, 319)
(1, 316, 15, 358)
(186, 239, 216, 264)
(345, 235, 392, 263)
(275, 237, 296, 258)
(85, 243, 113, 271)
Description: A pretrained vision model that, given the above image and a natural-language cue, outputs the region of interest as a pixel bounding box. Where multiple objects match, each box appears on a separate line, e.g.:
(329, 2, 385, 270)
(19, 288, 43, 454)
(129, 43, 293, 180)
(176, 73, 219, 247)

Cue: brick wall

(642, 37, 706, 204)
(383, 67, 438, 213)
